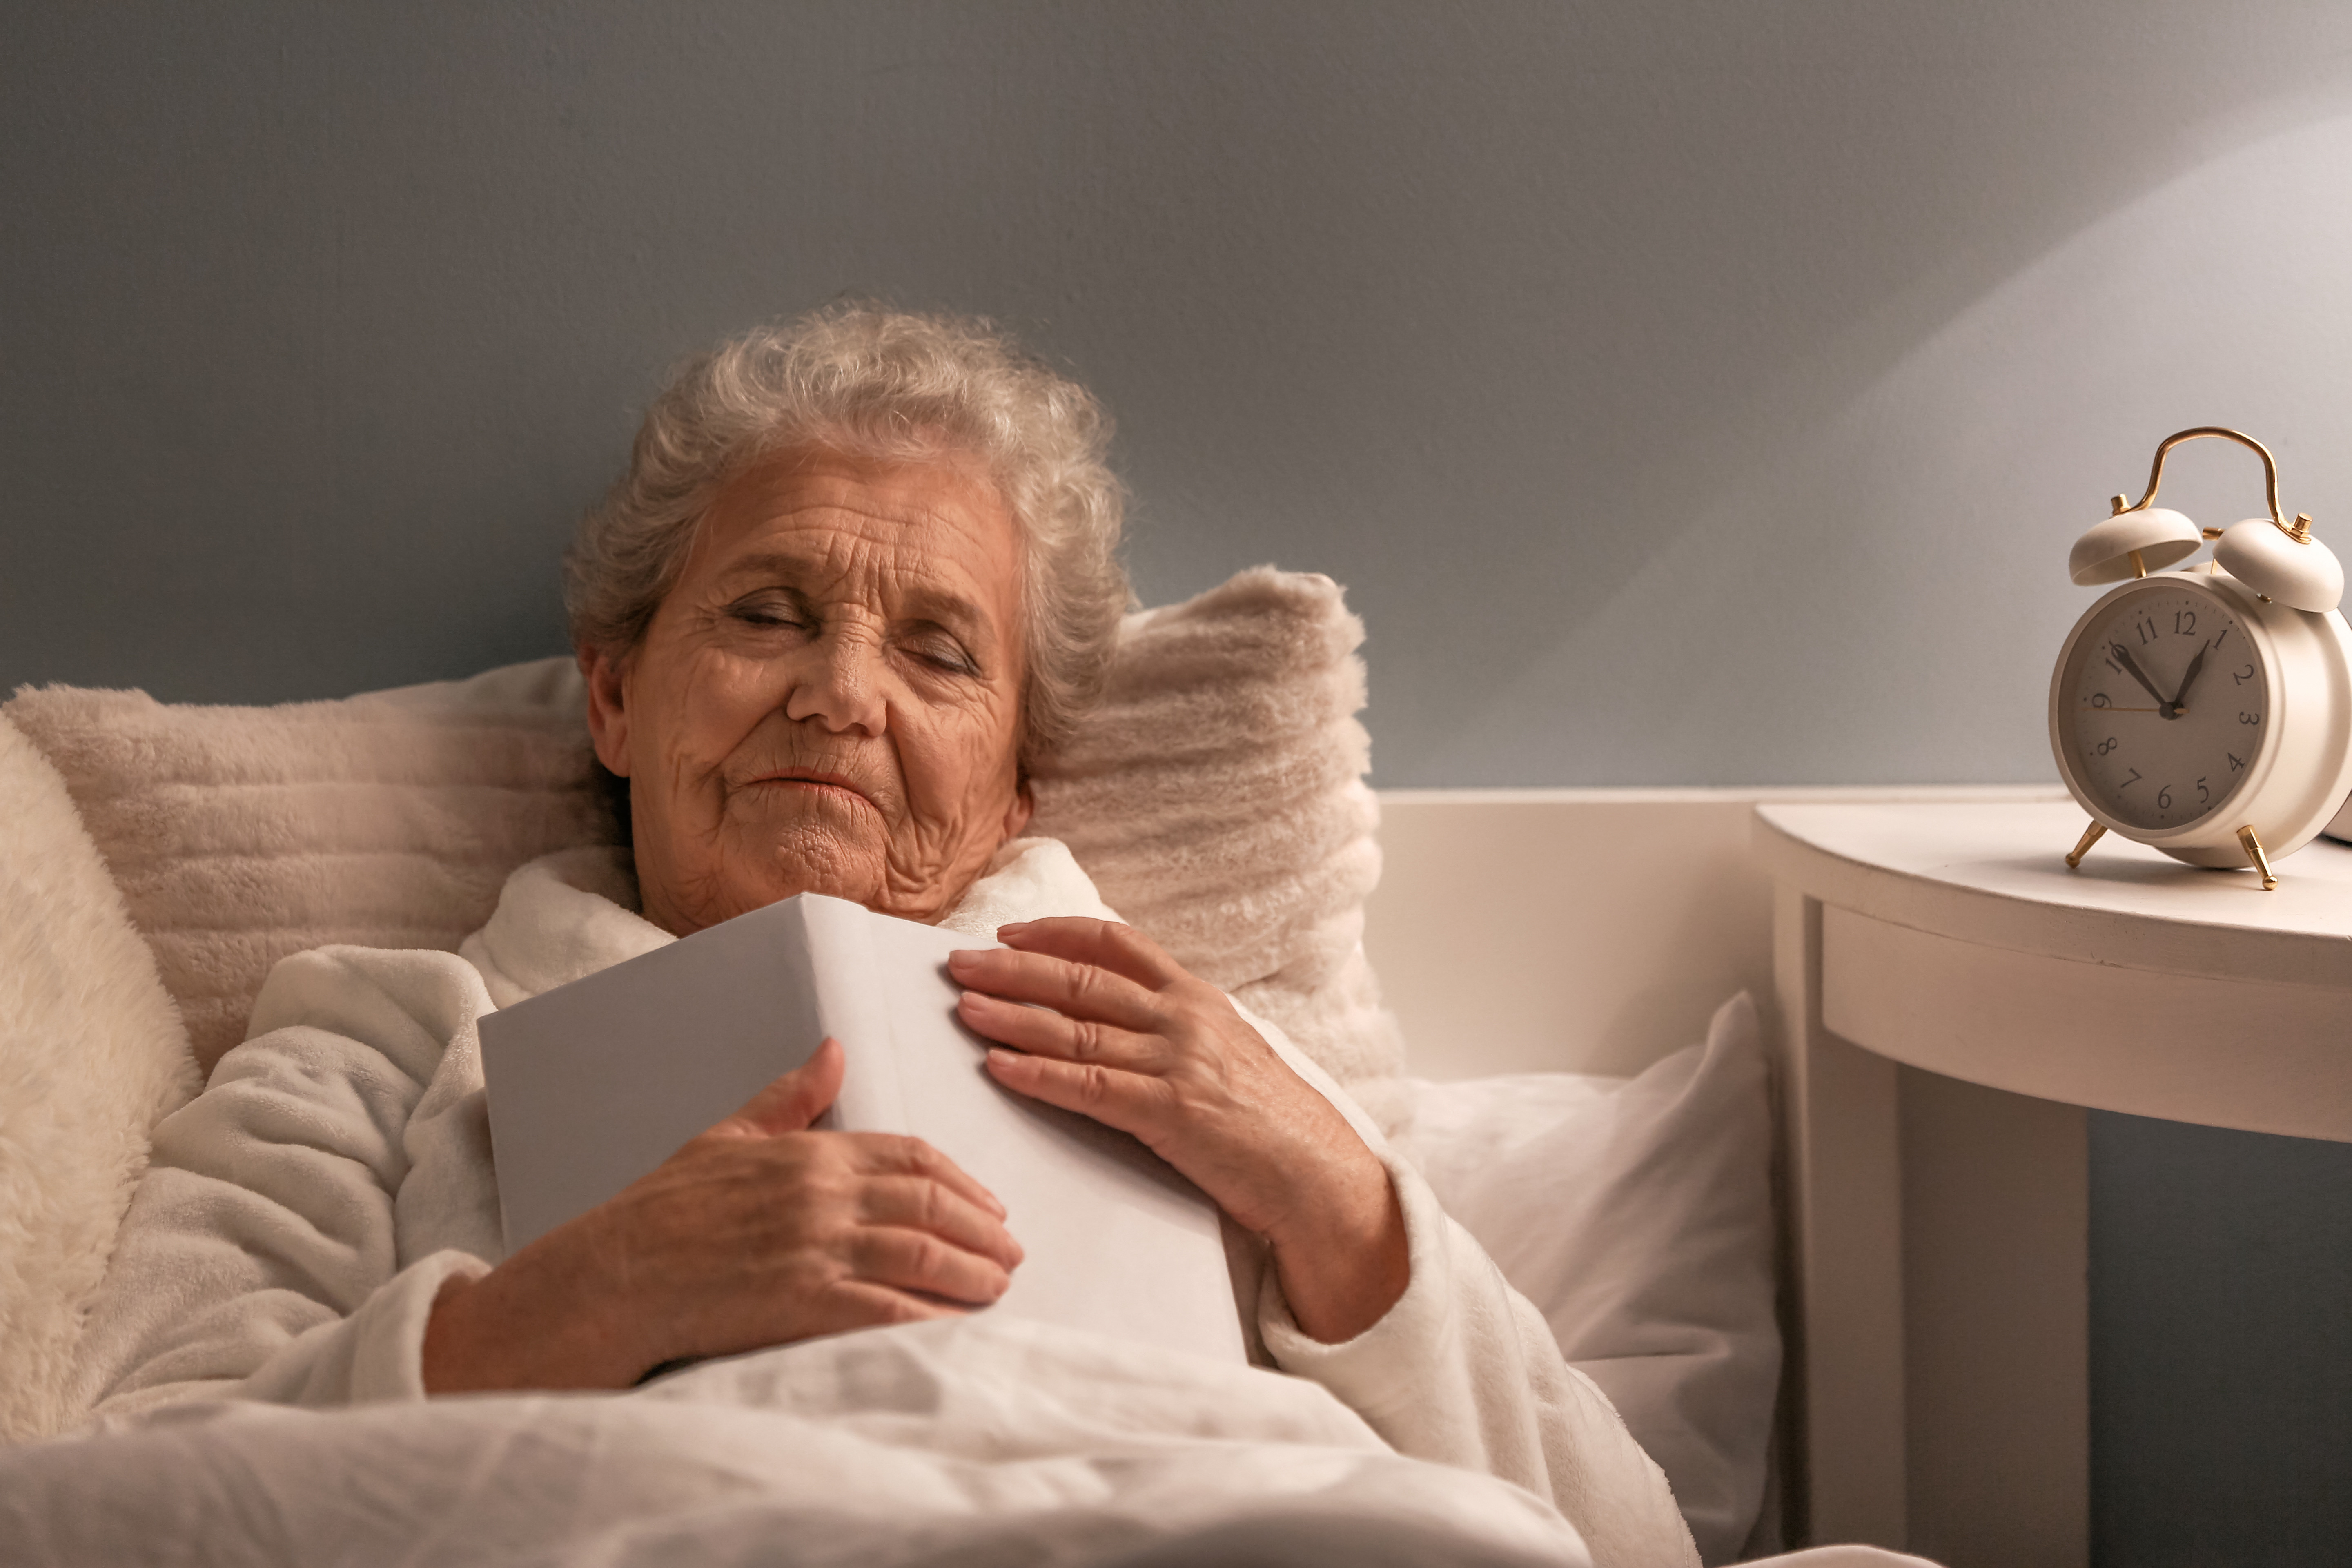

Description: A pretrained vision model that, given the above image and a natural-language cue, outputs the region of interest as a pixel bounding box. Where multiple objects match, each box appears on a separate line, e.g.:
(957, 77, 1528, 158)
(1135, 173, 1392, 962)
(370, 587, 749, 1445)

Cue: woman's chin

(719, 818, 888, 916)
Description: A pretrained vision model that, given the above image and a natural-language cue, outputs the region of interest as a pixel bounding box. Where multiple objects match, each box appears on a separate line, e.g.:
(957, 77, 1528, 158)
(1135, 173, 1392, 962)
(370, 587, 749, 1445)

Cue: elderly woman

(72, 307, 1693, 1564)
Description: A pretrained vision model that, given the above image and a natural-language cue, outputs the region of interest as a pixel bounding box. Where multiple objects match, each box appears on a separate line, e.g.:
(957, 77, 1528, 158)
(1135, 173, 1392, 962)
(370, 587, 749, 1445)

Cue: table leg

(1772, 886, 1908, 1548)
(1897, 1069, 2088, 1568)
(1774, 884, 2094, 1566)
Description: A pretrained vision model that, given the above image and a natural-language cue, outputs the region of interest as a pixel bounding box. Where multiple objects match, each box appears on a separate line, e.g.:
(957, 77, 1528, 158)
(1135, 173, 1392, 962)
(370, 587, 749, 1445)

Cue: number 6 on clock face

(2049, 570, 2352, 869)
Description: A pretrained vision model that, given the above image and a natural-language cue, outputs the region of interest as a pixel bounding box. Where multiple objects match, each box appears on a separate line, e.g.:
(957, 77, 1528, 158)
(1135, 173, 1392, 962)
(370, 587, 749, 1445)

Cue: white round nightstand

(1752, 800, 2352, 1566)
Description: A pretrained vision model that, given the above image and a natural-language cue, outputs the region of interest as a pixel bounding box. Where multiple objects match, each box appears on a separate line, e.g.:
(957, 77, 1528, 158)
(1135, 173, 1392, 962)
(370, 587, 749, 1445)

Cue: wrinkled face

(582, 445, 1033, 934)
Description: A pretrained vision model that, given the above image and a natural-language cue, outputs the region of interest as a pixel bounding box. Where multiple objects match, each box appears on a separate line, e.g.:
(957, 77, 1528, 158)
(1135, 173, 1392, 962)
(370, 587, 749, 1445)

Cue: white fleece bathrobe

(70, 840, 1696, 1568)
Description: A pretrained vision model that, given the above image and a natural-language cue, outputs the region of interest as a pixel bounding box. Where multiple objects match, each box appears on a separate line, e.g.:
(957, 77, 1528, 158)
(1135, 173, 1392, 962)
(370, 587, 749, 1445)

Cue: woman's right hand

(422, 1038, 1022, 1393)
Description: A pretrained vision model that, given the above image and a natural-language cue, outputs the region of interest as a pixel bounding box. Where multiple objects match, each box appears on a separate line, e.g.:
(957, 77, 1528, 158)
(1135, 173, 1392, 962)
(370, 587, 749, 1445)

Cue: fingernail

(997, 922, 1030, 937)
(959, 989, 989, 1011)
(947, 949, 978, 970)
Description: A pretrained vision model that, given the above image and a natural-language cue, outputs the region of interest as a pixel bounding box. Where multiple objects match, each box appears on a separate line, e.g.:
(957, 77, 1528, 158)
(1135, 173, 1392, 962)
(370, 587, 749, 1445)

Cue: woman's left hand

(948, 918, 1409, 1342)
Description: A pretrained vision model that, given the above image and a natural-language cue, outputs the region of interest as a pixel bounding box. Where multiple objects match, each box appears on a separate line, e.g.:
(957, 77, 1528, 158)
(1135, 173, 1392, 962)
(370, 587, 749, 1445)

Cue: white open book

(477, 893, 1245, 1365)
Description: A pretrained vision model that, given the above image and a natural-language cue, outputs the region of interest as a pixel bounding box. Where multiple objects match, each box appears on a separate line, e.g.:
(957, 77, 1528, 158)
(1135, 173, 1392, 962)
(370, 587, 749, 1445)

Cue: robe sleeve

(71, 947, 499, 1420)
(1245, 1015, 1700, 1568)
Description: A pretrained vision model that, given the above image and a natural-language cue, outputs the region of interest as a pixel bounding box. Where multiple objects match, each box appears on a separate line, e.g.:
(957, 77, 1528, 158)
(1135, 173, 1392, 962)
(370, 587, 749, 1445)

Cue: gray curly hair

(565, 303, 1131, 765)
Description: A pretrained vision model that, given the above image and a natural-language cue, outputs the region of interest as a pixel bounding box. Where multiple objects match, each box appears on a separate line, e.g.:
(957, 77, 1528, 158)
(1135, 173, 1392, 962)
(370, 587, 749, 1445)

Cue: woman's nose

(782, 628, 887, 735)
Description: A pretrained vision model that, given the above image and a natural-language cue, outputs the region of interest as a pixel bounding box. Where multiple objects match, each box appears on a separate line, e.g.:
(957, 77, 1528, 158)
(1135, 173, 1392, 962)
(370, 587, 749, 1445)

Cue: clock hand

(2108, 644, 2175, 715)
(2166, 639, 2212, 717)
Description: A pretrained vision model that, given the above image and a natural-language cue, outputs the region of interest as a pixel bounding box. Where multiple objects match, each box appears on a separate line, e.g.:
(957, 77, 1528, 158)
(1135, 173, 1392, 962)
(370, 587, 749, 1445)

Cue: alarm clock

(2051, 427, 2352, 888)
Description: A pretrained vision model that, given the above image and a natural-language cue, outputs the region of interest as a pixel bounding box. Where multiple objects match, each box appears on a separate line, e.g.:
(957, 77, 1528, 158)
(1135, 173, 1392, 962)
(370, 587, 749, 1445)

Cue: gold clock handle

(2065, 820, 2106, 869)
(2120, 427, 2313, 543)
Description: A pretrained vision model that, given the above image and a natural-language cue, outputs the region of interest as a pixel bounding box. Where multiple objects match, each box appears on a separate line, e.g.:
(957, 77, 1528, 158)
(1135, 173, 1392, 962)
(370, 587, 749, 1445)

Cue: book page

(858, 915, 1246, 1365)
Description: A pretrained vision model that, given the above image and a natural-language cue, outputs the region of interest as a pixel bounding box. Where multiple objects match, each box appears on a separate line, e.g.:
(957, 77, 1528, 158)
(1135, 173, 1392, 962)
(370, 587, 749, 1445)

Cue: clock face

(2060, 580, 2270, 832)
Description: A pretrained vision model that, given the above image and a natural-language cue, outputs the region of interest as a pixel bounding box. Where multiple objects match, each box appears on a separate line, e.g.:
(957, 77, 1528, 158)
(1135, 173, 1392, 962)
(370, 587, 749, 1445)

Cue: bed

(0, 570, 1935, 1568)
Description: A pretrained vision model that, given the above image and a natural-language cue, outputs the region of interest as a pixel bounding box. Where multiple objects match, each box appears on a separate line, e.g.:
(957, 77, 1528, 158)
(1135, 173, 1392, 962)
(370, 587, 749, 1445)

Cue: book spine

(798, 895, 907, 1133)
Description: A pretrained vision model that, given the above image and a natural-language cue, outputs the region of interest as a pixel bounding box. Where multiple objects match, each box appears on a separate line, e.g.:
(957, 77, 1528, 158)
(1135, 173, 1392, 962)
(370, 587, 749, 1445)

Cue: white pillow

(1395, 993, 1778, 1567)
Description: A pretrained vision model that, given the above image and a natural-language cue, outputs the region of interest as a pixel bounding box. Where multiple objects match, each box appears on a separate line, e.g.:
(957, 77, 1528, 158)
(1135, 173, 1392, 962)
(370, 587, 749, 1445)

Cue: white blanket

(38, 839, 1701, 1567)
(7, 1321, 1944, 1566)
(13, 1316, 1602, 1566)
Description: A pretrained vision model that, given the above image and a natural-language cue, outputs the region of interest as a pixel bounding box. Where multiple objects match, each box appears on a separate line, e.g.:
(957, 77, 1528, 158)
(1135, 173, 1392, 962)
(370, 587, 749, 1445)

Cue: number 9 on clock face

(2058, 582, 2263, 831)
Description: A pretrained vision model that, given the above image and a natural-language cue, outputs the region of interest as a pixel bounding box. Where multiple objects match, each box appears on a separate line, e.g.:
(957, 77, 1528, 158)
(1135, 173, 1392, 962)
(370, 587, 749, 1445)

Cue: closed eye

(726, 591, 812, 631)
(900, 625, 978, 677)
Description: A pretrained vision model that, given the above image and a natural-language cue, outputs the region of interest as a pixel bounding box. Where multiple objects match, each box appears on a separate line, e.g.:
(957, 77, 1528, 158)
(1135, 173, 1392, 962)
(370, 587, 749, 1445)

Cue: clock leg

(2064, 820, 2106, 869)
(2235, 824, 2281, 890)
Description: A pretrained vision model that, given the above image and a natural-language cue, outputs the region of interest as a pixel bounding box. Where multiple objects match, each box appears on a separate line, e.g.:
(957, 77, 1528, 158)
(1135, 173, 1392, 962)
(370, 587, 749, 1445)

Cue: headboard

(1364, 786, 2068, 1081)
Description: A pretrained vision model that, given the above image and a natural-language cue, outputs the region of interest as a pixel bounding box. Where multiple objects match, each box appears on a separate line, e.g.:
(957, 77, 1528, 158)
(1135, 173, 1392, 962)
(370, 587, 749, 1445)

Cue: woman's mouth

(746, 771, 876, 810)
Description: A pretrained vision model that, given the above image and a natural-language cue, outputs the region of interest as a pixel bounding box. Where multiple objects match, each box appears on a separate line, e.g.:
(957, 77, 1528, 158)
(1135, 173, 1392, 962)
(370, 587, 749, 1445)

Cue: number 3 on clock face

(2059, 582, 2265, 832)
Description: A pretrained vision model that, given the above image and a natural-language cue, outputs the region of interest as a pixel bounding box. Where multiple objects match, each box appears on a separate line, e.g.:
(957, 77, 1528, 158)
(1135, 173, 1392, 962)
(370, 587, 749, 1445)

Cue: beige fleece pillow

(4, 661, 621, 1075)
(1029, 567, 1404, 1113)
(0, 713, 198, 1442)
(4, 567, 1402, 1100)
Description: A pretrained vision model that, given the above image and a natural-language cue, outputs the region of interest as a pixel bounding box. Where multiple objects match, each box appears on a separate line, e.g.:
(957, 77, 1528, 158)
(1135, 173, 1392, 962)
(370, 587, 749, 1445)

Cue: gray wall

(6, 4, 2350, 1560)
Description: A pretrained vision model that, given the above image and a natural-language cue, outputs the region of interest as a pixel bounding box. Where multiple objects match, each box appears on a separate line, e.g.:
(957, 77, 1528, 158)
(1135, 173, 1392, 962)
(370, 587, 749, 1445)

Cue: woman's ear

(1000, 777, 1035, 842)
(579, 644, 634, 778)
